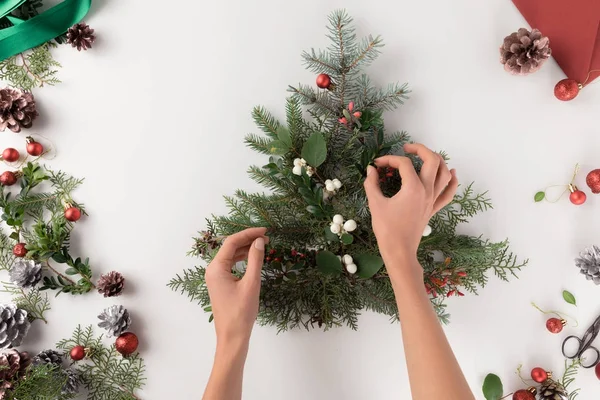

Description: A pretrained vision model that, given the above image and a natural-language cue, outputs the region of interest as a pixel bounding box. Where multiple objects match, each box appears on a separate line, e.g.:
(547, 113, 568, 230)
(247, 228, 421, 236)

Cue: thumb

(243, 237, 265, 286)
(363, 165, 383, 206)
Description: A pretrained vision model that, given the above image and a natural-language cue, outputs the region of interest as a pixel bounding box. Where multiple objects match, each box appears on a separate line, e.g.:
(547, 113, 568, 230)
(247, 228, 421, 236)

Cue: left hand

(205, 228, 269, 346)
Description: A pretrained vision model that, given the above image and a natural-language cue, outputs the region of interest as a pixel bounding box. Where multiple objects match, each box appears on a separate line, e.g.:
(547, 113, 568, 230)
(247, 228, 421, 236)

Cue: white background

(1, 0, 600, 398)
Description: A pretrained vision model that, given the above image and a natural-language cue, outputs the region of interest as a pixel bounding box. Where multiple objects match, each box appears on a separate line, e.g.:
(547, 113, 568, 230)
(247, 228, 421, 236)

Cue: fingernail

(366, 165, 374, 176)
(255, 237, 265, 250)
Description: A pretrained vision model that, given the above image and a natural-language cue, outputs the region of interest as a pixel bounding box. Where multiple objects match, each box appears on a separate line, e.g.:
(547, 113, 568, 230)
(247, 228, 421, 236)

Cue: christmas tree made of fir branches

(170, 10, 527, 331)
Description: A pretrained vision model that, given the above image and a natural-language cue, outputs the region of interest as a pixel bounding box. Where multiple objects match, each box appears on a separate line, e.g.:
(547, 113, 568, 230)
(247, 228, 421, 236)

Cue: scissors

(562, 314, 600, 368)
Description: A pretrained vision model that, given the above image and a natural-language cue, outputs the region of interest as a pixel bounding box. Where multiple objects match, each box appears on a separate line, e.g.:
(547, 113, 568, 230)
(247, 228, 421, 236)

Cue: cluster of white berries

(340, 254, 357, 274)
(330, 214, 357, 236)
(323, 178, 342, 199)
(292, 158, 315, 177)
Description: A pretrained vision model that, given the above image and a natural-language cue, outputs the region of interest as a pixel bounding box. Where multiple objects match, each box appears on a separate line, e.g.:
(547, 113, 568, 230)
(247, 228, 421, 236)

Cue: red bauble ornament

(70, 345, 86, 361)
(554, 79, 582, 101)
(512, 388, 537, 400)
(546, 317, 566, 334)
(569, 190, 586, 205)
(316, 73, 332, 89)
(595, 362, 600, 380)
(2, 148, 19, 163)
(586, 169, 600, 194)
(26, 137, 43, 156)
(64, 207, 82, 222)
(13, 243, 27, 257)
(115, 332, 139, 356)
(0, 171, 17, 186)
(531, 367, 548, 383)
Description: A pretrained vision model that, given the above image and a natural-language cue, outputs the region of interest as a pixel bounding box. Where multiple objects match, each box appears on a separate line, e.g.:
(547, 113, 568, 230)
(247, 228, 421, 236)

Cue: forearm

(390, 258, 475, 400)
(203, 340, 249, 400)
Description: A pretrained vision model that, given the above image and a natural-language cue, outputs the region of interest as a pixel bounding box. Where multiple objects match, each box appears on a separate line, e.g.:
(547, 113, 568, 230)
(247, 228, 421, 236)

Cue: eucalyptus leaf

(301, 133, 327, 167)
(324, 226, 340, 242)
(269, 140, 289, 155)
(534, 191, 545, 202)
(354, 254, 384, 278)
(563, 290, 577, 306)
(341, 233, 354, 245)
(482, 373, 503, 400)
(277, 126, 292, 147)
(316, 250, 342, 275)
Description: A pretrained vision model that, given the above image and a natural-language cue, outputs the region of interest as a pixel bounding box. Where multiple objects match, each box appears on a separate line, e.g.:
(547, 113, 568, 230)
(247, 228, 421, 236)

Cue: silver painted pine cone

(98, 305, 131, 337)
(61, 368, 79, 395)
(33, 349, 63, 366)
(500, 28, 551, 75)
(9, 260, 42, 288)
(575, 245, 600, 285)
(0, 303, 30, 349)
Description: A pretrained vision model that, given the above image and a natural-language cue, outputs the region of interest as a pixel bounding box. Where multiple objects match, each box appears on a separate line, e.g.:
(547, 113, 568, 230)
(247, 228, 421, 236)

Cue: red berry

(353, 111, 362, 118)
(269, 249, 276, 255)
(274, 258, 281, 263)
(457, 291, 465, 297)
(338, 117, 347, 124)
(446, 290, 456, 297)
(531, 367, 548, 383)
(457, 271, 467, 277)
(26, 138, 43, 157)
(70, 345, 86, 361)
(13, 243, 27, 257)
(546, 317, 565, 334)
(291, 250, 298, 257)
(595, 362, 600, 380)
(385, 172, 394, 178)
(2, 148, 19, 162)
(0, 171, 17, 186)
(299, 254, 305, 258)
(64, 207, 82, 222)
(265, 257, 272, 262)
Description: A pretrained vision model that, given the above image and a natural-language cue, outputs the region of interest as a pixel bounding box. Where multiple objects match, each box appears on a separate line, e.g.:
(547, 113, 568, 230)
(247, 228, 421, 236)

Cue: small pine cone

(66, 23, 95, 51)
(98, 305, 131, 337)
(33, 349, 63, 366)
(61, 368, 80, 395)
(0, 349, 31, 388)
(538, 380, 568, 400)
(0, 88, 38, 133)
(9, 260, 42, 288)
(0, 303, 30, 349)
(500, 28, 551, 75)
(575, 245, 600, 285)
(97, 271, 125, 297)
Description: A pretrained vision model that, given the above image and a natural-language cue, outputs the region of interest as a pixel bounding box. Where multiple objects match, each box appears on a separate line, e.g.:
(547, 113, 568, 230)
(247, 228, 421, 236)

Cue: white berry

(292, 165, 302, 176)
(332, 214, 344, 225)
(300, 158, 307, 166)
(343, 219, 357, 232)
(306, 166, 315, 177)
(342, 254, 353, 265)
(332, 179, 342, 189)
(293, 158, 303, 167)
(346, 263, 358, 274)
(325, 182, 335, 192)
(422, 225, 432, 237)
(330, 223, 341, 234)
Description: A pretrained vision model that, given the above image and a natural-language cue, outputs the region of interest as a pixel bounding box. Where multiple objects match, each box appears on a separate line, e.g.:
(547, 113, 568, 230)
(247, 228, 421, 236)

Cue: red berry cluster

(265, 247, 306, 264)
(377, 167, 396, 184)
(424, 260, 468, 298)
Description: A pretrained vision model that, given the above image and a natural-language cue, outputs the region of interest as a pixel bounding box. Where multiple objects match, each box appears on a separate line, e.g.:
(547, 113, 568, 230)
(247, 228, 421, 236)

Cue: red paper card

(512, 0, 600, 85)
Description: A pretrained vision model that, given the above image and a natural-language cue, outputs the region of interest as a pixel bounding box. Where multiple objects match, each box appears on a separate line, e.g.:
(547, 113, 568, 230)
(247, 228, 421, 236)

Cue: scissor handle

(562, 335, 583, 359)
(580, 346, 600, 369)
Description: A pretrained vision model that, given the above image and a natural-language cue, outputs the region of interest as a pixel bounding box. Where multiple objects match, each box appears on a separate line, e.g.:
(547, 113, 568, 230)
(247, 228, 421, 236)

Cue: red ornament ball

(115, 332, 139, 356)
(595, 362, 600, 380)
(531, 367, 548, 383)
(70, 345, 86, 361)
(13, 243, 27, 257)
(316, 73, 332, 89)
(0, 171, 17, 186)
(586, 169, 600, 194)
(26, 139, 43, 156)
(554, 79, 581, 101)
(513, 388, 536, 400)
(2, 148, 19, 162)
(569, 189, 587, 205)
(64, 207, 82, 222)
(546, 317, 565, 334)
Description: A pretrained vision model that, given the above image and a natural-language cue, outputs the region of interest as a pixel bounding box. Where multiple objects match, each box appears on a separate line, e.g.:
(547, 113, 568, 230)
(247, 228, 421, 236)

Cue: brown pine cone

(500, 28, 551, 75)
(97, 271, 125, 297)
(66, 23, 95, 51)
(0, 88, 38, 133)
(0, 349, 31, 397)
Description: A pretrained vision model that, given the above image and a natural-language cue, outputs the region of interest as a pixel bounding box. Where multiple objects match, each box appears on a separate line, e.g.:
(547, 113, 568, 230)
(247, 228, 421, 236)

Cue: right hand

(363, 143, 458, 278)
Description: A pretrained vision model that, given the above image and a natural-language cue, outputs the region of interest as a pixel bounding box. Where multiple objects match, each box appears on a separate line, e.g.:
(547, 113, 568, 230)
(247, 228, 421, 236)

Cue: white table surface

(2, 0, 600, 398)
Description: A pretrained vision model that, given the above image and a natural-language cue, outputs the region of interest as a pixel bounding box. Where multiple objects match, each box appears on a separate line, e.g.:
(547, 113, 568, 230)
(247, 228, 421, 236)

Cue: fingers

(213, 227, 268, 268)
(374, 156, 419, 187)
(363, 165, 384, 206)
(404, 143, 440, 192)
(242, 237, 265, 286)
(434, 154, 452, 196)
(432, 169, 459, 214)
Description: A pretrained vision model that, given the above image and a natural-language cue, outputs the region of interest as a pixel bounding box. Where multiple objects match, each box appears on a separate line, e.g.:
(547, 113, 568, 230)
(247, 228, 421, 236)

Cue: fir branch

(47, 170, 85, 201)
(2, 284, 50, 323)
(251, 106, 280, 139)
(6, 362, 73, 400)
(167, 266, 209, 305)
(0, 44, 61, 91)
(561, 358, 581, 400)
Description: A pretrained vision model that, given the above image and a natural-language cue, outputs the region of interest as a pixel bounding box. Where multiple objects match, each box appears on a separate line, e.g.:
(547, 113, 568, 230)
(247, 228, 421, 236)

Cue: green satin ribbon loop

(0, 0, 27, 20)
(0, 0, 92, 61)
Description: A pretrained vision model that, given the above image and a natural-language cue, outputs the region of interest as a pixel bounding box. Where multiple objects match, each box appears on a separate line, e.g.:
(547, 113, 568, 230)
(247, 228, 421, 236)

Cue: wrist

(215, 337, 250, 366)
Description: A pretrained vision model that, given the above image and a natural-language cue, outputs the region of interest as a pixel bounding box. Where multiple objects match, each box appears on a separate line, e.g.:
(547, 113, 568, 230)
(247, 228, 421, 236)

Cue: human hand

(205, 228, 269, 347)
(363, 144, 458, 279)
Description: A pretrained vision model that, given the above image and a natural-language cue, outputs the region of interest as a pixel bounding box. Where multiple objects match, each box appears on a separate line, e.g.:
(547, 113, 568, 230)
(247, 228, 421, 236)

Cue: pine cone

(538, 380, 568, 400)
(0, 349, 31, 396)
(500, 28, 551, 75)
(66, 23, 95, 51)
(0, 88, 38, 133)
(97, 271, 125, 297)
(61, 368, 79, 395)
(0, 303, 30, 349)
(98, 305, 131, 337)
(9, 260, 42, 288)
(575, 245, 600, 284)
(33, 349, 63, 366)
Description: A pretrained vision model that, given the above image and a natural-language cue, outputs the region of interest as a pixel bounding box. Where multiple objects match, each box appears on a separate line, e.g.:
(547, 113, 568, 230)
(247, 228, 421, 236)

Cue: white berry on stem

(332, 214, 344, 225)
(342, 254, 353, 265)
(346, 263, 358, 274)
(292, 165, 302, 176)
(330, 223, 341, 234)
(343, 219, 357, 232)
(332, 179, 342, 189)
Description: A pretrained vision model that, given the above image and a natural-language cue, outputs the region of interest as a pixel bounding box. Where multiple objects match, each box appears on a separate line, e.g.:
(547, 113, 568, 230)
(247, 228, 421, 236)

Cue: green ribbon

(0, 0, 92, 61)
